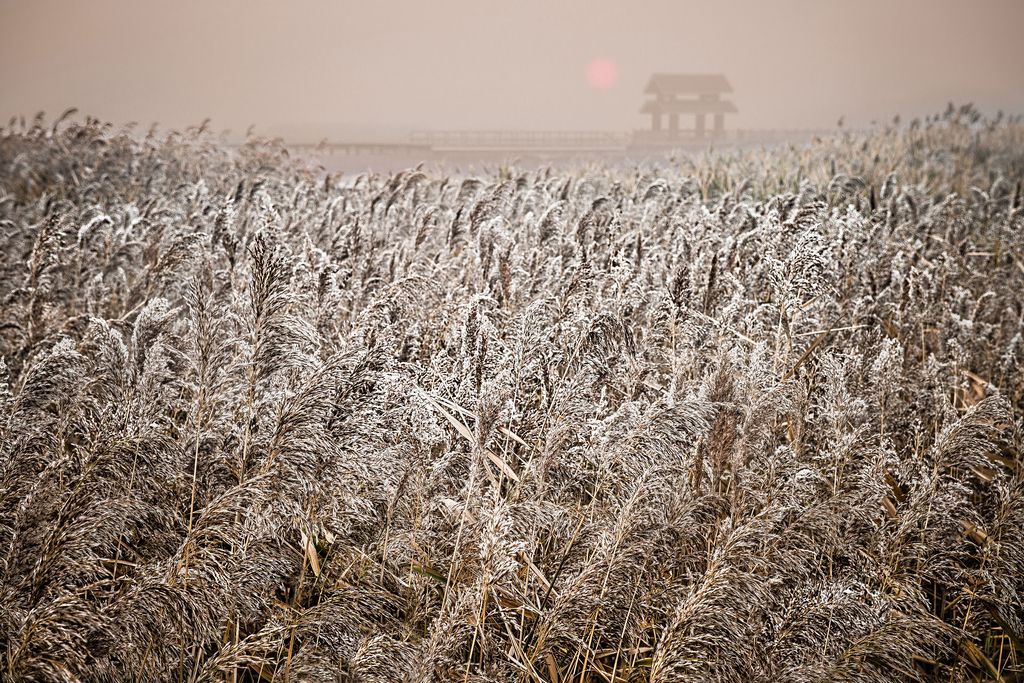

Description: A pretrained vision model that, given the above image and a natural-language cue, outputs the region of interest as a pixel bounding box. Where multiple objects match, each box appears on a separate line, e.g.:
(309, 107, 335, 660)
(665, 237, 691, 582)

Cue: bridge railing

(409, 130, 633, 148)
(262, 129, 846, 156)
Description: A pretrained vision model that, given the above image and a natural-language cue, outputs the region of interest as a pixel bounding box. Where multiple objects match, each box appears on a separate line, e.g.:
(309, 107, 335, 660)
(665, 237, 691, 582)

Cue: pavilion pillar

(669, 113, 679, 134)
(696, 113, 706, 138)
(713, 113, 724, 136)
(651, 112, 662, 132)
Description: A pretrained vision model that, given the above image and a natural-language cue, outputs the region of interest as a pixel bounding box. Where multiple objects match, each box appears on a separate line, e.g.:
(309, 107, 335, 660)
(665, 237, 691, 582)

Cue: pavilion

(638, 74, 737, 141)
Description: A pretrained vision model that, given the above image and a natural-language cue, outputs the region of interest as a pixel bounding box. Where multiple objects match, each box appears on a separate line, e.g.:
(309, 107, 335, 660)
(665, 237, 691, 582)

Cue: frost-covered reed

(0, 106, 1022, 681)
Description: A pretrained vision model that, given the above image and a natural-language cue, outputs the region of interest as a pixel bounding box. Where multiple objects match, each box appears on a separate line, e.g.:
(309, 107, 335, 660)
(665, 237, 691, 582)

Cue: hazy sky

(3, 0, 1023, 140)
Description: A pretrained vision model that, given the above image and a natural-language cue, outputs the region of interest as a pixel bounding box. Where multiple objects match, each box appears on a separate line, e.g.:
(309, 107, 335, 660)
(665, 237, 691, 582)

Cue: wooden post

(696, 113, 706, 138)
(669, 113, 679, 133)
(651, 112, 662, 132)
(713, 113, 724, 136)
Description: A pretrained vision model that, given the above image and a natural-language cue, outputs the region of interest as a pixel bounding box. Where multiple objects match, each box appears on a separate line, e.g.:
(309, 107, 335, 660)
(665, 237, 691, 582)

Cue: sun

(586, 58, 618, 90)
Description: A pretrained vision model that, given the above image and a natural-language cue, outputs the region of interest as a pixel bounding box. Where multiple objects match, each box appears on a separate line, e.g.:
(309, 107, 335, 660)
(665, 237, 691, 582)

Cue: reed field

(1, 106, 1023, 681)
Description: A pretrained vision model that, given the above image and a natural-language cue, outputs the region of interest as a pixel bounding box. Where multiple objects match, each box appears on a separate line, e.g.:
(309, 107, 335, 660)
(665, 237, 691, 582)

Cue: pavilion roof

(643, 74, 732, 96)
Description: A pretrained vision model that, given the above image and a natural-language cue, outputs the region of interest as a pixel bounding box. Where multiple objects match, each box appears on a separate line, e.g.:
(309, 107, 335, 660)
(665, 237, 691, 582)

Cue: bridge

(280, 128, 838, 158)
